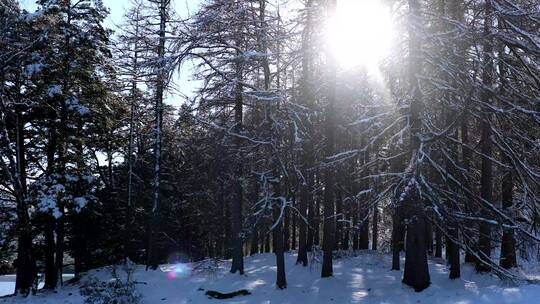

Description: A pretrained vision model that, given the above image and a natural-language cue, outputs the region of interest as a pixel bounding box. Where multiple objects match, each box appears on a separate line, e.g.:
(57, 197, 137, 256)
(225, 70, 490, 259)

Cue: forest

(1, 0, 540, 302)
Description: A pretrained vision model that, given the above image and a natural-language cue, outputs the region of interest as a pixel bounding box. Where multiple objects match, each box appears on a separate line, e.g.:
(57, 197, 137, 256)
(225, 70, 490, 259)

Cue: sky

(20, 0, 203, 109)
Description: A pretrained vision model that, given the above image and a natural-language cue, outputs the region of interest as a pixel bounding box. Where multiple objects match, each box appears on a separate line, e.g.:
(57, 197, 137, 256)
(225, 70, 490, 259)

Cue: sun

(326, 0, 394, 71)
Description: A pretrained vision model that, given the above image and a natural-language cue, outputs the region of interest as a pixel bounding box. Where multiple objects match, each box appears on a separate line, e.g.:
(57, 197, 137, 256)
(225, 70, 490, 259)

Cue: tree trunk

(284, 204, 290, 252)
(435, 227, 442, 258)
(499, 162, 517, 269)
(402, 0, 430, 291)
(230, 68, 245, 274)
(8, 106, 36, 295)
(402, 203, 430, 292)
(359, 144, 370, 250)
(43, 216, 56, 289)
(476, 0, 494, 273)
(43, 123, 57, 289)
(273, 204, 287, 289)
(321, 0, 337, 278)
(147, 0, 168, 270)
(297, 185, 309, 265)
(291, 208, 297, 250)
(335, 188, 343, 250)
(372, 202, 379, 251)
(391, 207, 402, 270)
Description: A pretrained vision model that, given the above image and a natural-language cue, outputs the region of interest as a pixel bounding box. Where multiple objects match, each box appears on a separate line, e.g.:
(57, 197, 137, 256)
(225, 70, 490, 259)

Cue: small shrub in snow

(191, 258, 223, 279)
(309, 246, 323, 271)
(80, 264, 141, 304)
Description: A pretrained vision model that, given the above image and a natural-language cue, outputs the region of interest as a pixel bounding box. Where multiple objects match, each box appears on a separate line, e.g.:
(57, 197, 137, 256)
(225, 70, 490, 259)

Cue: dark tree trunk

(321, 0, 337, 278)
(14, 229, 35, 296)
(230, 171, 244, 274)
(435, 227, 442, 258)
(476, 0, 494, 273)
(499, 166, 517, 269)
(274, 208, 287, 289)
(147, 0, 169, 270)
(446, 117, 461, 279)
(250, 225, 259, 256)
(291, 209, 297, 250)
(402, 0, 431, 291)
(352, 203, 359, 250)
(307, 201, 314, 251)
(43, 125, 57, 289)
(284, 202, 290, 252)
(372, 203, 378, 251)
(402, 203, 431, 292)
(221, 184, 232, 259)
(272, 190, 287, 289)
(425, 219, 433, 256)
(359, 144, 370, 250)
(297, 185, 309, 265)
(55, 217, 65, 286)
(230, 15, 246, 272)
(297, 0, 314, 263)
(335, 189, 343, 250)
(43, 216, 57, 289)
(461, 117, 475, 264)
(11, 109, 36, 295)
(314, 197, 320, 246)
(264, 231, 271, 253)
(391, 207, 402, 271)
(342, 201, 350, 250)
(496, 13, 517, 270)
(448, 226, 460, 279)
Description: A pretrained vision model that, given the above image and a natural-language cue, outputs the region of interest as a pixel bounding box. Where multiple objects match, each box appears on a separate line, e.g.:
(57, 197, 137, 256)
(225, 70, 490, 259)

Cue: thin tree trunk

(43, 121, 57, 289)
(125, 8, 140, 260)
(147, 0, 168, 270)
(273, 203, 287, 289)
(321, 0, 337, 278)
(499, 165, 516, 269)
(476, 0, 494, 273)
(230, 73, 244, 273)
(372, 202, 378, 251)
(359, 145, 370, 250)
(391, 206, 402, 270)
(296, 0, 314, 265)
(291, 207, 297, 250)
(435, 227, 442, 258)
(335, 188, 343, 250)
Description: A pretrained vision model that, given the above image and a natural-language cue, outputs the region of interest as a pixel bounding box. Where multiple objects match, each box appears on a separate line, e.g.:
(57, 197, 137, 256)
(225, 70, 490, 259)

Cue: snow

(46, 85, 62, 97)
(1, 282, 13, 297)
(65, 97, 90, 115)
(24, 64, 44, 77)
(73, 197, 87, 212)
(3, 252, 540, 303)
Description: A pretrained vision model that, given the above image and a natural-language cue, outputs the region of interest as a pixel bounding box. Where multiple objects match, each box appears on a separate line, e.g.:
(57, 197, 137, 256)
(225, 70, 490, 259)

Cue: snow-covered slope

(2, 251, 540, 303)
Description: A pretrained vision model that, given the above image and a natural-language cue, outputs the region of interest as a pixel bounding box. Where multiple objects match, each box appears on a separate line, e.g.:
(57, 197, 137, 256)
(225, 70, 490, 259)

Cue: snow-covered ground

(1, 275, 20, 298)
(2, 251, 540, 303)
(0, 274, 73, 298)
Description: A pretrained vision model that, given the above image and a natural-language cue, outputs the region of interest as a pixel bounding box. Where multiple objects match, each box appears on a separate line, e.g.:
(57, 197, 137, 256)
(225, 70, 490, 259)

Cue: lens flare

(166, 263, 191, 280)
(165, 251, 192, 280)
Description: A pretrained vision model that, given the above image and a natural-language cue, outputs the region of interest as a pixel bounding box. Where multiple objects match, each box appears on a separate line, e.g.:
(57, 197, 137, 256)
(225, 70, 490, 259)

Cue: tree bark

(147, 0, 168, 270)
(321, 0, 337, 278)
(476, 0, 494, 273)
(402, 0, 430, 291)
(499, 161, 517, 269)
